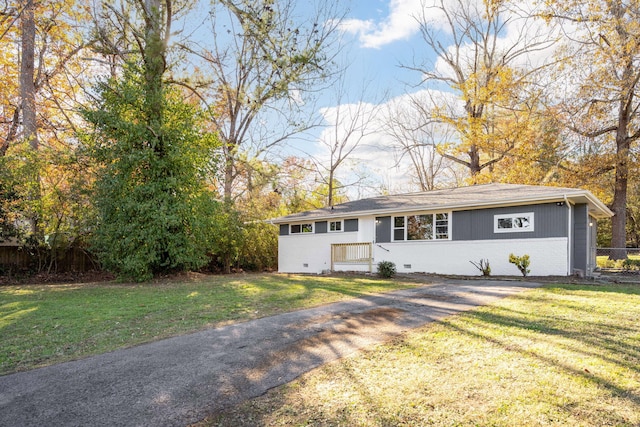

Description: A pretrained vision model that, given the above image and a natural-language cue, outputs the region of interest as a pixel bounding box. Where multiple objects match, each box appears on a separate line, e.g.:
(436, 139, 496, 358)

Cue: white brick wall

(278, 234, 569, 276)
(370, 238, 568, 276)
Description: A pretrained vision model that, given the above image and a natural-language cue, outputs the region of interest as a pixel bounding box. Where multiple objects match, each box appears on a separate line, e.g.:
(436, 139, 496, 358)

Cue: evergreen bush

(377, 260, 396, 278)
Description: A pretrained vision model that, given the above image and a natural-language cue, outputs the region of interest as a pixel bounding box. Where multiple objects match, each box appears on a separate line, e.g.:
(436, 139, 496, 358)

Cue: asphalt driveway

(0, 278, 541, 427)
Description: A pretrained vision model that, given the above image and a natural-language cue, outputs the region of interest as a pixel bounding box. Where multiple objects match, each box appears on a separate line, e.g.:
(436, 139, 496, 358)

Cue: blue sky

(294, 0, 452, 195)
(333, 0, 428, 102)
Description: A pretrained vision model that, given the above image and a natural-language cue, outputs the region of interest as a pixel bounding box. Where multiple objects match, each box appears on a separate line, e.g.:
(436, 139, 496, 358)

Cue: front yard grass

(0, 273, 419, 375)
(204, 282, 640, 427)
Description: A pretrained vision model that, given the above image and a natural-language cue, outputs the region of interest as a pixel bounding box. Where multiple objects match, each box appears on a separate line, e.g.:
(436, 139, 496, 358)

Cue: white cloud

(338, 18, 375, 37)
(340, 0, 424, 49)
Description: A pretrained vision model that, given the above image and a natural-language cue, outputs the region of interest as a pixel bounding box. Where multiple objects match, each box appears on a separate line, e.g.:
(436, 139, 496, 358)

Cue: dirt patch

(411, 291, 457, 301)
(354, 307, 404, 319)
(0, 270, 114, 286)
(293, 307, 405, 329)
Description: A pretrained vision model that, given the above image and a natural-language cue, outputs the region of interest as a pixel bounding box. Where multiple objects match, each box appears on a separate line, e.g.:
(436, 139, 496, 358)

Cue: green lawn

(4, 274, 639, 426)
(0, 273, 419, 375)
(203, 282, 640, 427)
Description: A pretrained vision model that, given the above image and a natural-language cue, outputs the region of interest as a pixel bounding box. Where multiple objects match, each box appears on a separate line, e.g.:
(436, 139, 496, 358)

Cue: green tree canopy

(84, 65, 219, 281)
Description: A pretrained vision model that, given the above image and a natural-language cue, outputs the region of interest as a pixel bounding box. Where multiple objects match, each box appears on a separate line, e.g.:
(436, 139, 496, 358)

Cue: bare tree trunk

(610, 127, 630, 260)
(20, 0, 40, 236)
(143, 0, 166, 151)
(20, 0, 37, 151)
(328, 169, 334, 207)
(468, 144, 481, 177)
(609, 59, 635, 260)
(223, 152, 234, 202)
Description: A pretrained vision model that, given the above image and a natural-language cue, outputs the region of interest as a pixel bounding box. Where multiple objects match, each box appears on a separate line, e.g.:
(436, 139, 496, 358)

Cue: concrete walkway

(0, 278, 541, 427)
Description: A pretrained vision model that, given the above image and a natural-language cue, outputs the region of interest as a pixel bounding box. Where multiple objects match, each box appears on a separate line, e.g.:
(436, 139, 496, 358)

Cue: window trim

(392, 212, 451, 241)
(329, 220, 342, 233)
(494, 212, 535, 233)
(290, 223, 313, 234)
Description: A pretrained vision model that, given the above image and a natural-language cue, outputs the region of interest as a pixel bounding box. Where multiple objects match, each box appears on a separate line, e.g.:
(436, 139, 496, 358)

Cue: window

(291, 223, 313, 234)
(393, 213, 450, 241)
(435, 213, 449, 239)
(393, 216, 405, 241)
(407, 214, 433, 240)
(329, 220, 342, 232)
(494, 212, 534, 233)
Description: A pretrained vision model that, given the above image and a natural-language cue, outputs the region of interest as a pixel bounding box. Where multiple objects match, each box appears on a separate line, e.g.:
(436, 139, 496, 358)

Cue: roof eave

(271, 190, 613, 223)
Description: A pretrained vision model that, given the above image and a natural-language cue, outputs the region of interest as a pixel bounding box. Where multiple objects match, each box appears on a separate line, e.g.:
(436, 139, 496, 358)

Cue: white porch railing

(331, 242, 373, 272)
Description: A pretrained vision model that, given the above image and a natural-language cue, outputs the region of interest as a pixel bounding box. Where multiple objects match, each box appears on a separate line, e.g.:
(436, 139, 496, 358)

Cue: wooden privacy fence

(0, 245, 98, 273)
(331, 242, 373, 272)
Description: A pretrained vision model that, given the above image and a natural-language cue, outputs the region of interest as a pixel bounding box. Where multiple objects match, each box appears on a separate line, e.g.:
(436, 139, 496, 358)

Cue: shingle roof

(271, 183, 613, 223)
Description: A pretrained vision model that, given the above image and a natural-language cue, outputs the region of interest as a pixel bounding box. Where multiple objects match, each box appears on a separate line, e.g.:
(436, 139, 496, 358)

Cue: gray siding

(344, 218, 359, 232)
(375, 216, 391, 243)
(452, 203, 568, 241)
(573, 204, 588, 272)
(315, 221, 328, 234)
(279, 224, 289, 236)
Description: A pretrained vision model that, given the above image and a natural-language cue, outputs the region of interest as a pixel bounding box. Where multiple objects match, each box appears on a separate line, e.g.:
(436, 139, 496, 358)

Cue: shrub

(238, 221, 278, 272)
(508, 253, 531, 277)
(597, 258, 625, 269)
(469, 259, 491, 276)
(622, 258, 640, 271)
(377, 261, 396, 278)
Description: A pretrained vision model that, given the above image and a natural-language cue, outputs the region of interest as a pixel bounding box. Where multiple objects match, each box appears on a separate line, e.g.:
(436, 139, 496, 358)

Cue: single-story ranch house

(271, 183, 613, 277)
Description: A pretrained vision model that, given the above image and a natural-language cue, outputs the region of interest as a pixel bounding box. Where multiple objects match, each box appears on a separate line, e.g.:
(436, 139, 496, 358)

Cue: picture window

(393, 213, 449, 241)
(494, 212, 534, 233)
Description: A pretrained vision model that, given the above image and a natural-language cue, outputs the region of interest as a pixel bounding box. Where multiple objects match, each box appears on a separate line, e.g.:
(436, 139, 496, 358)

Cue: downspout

(565, 195, 572, 276)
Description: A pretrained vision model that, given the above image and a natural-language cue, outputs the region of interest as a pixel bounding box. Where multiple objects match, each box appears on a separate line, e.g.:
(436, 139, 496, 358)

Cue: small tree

(508, 253, 531, 277)
(307, 78, 381, 207)
(470, 259, 491, 276)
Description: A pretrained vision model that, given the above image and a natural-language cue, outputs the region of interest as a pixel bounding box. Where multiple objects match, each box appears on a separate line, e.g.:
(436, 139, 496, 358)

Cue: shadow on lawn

(203, 282, 640, 427)
(0, 273, 413, 374)
(0, 291, 426, 427)
(440, 286, 640, 409)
